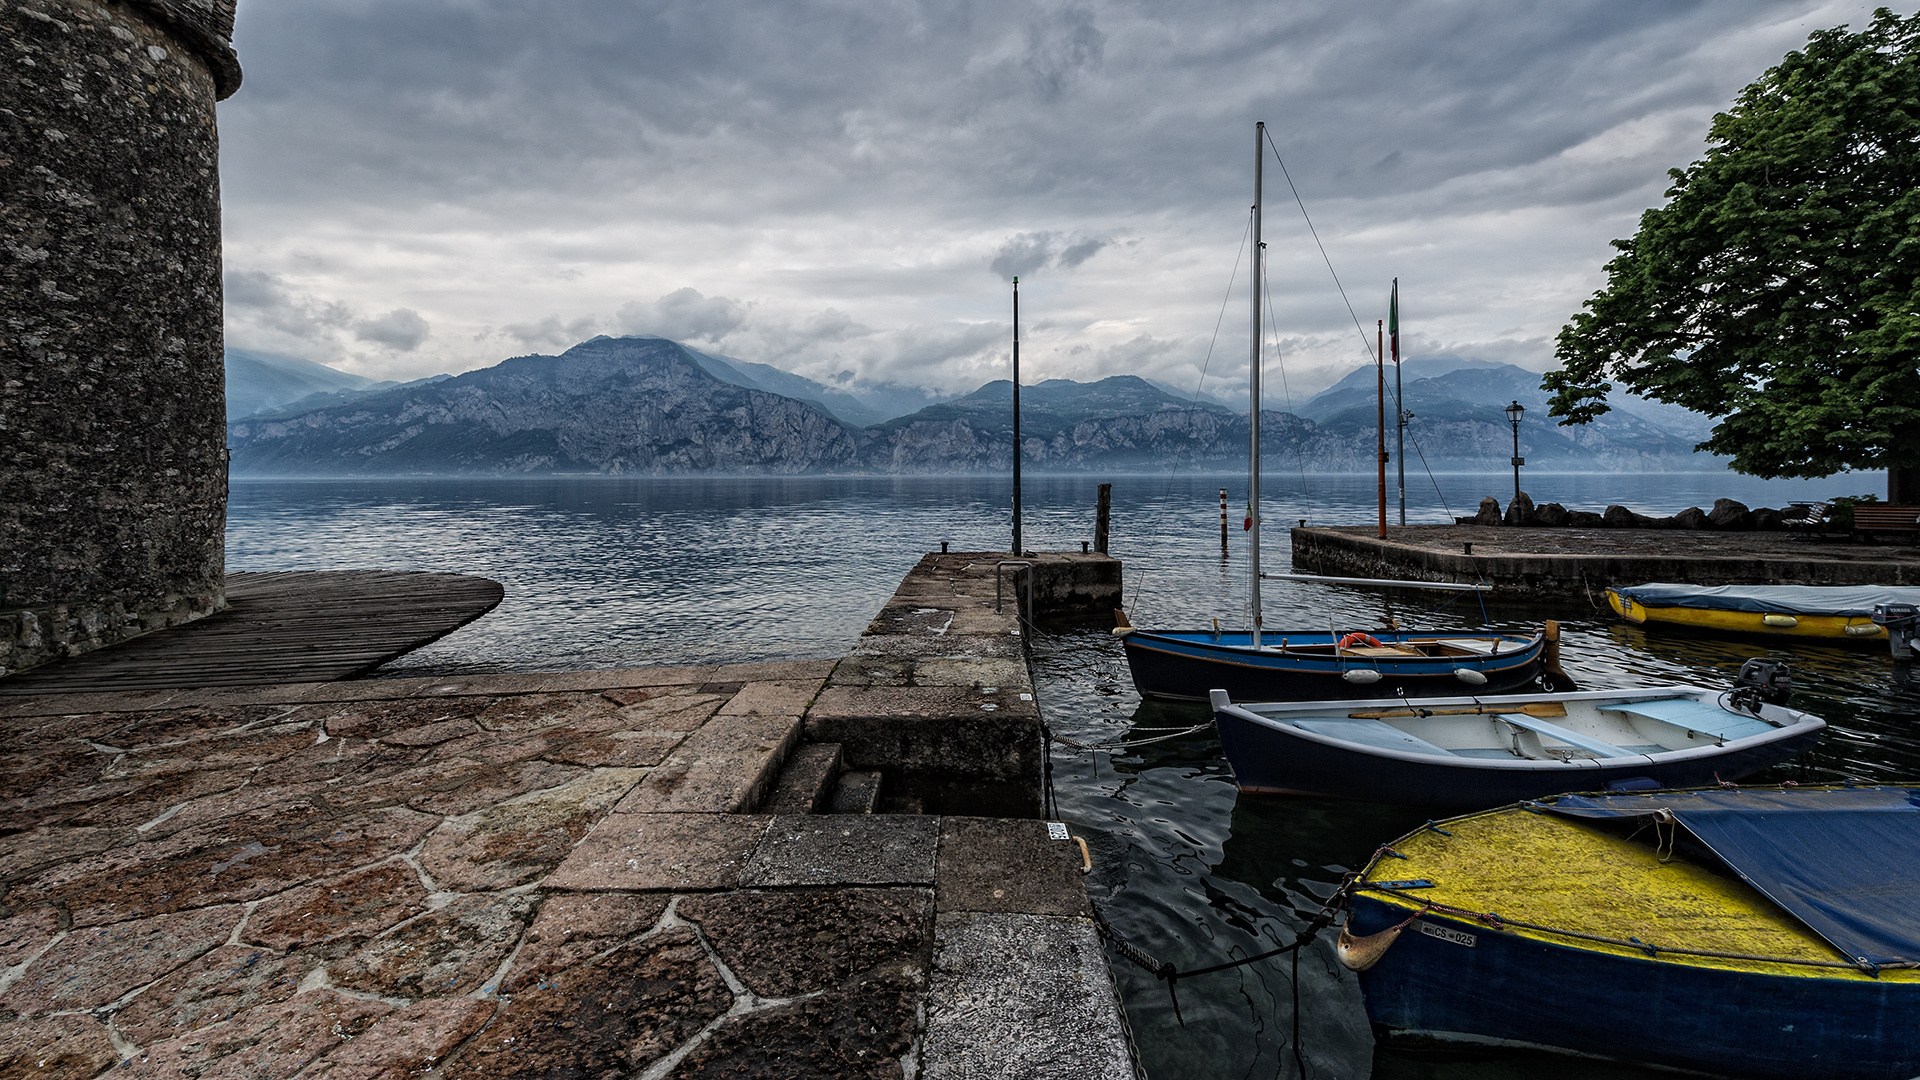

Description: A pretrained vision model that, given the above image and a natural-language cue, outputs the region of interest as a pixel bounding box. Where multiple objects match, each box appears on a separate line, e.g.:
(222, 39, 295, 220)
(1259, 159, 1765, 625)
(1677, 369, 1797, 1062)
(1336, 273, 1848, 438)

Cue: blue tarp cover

(1542, 787, 1920, 967)
(1611, 583, 1920, 617)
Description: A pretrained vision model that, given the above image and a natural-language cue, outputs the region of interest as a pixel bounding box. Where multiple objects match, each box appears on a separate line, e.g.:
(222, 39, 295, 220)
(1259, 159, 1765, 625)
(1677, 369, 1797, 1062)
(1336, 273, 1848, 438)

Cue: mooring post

(1220, 488, 1229, 556)
(1095, 483, 1112, 554)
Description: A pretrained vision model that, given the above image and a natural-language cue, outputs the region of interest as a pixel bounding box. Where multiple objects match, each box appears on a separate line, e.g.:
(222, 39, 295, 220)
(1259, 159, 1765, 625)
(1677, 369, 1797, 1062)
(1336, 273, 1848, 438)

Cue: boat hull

(1123, 630, 1543, 702)
(1211, 692, 1822, 810)
(1608, 589, 1888, 642)
(1349, 893, 1920, 1080)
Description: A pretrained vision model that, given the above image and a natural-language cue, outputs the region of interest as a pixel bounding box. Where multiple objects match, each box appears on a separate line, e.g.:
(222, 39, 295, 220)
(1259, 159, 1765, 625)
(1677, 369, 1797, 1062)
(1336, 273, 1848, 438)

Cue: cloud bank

(219, 0, 1902, 395)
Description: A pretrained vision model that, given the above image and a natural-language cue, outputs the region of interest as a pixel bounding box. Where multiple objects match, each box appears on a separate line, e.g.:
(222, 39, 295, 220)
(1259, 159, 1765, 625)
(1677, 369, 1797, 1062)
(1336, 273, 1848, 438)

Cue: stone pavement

(0, 658, 1138, 1078)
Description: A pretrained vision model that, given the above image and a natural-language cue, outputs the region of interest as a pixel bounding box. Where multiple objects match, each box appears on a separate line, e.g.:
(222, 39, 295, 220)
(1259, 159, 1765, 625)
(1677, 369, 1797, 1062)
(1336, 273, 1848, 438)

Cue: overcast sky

(217, 0, 1904, 402)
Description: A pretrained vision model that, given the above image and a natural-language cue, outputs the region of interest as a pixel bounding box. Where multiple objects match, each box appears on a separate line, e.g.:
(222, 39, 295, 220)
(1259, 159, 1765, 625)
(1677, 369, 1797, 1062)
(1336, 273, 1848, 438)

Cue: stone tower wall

(1, 0, 240, 676)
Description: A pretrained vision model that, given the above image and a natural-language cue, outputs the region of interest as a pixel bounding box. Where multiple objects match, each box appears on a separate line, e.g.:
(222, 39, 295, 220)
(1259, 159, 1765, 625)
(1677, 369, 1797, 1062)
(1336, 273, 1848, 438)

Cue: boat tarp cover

(1541, 787, 1920, 967)
(1610, 583, 1920, 617)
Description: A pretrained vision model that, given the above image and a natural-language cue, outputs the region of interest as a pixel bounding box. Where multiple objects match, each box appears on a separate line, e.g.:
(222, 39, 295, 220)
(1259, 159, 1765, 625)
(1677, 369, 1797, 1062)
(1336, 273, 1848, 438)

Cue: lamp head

(1505, 400, 1525, 425)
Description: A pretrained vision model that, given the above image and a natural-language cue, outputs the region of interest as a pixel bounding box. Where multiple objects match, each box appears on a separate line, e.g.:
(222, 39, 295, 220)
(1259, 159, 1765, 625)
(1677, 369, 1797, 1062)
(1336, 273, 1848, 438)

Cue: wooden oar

(1350, 701, 1568, 719)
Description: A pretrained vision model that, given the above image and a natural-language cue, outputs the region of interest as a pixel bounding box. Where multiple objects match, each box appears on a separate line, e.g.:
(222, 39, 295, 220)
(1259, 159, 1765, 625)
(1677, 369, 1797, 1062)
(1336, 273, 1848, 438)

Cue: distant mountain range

(226, 336, 1725, 476)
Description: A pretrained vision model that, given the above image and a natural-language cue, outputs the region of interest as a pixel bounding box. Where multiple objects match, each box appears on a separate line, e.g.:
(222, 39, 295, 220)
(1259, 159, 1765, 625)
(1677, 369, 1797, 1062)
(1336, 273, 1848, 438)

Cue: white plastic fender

(1453, 668, 1489, 685)
(1762, 614, 1799, 628)
(1342, 669, 1383, 684)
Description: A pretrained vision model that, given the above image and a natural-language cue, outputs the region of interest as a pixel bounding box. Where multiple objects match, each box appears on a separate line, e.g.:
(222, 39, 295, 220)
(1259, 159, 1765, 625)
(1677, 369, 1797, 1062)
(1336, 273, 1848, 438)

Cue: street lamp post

(1505, 400, 1526, 503)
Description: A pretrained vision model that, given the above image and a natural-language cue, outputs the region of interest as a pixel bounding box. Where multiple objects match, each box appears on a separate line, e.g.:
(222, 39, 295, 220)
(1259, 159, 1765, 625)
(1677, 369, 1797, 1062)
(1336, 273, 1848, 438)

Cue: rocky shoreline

(1460, 493, 1804, 531)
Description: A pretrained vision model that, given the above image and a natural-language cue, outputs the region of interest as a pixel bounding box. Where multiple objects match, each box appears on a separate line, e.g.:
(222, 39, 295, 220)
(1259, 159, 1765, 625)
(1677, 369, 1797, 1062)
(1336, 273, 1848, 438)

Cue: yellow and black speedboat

(1607, 582, 1920, 654)
(1339, 785, 1920, 1079)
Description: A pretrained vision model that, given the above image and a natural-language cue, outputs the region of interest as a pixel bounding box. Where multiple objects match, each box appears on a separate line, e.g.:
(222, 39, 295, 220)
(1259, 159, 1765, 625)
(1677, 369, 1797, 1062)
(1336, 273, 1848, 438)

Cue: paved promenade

(0, 553, 1136, 1079)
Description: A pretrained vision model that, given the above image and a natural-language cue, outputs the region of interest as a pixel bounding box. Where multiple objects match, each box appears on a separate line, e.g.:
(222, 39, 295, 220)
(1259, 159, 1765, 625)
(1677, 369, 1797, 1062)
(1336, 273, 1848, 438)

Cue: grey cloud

(1023, 5, 1106, 98)
(503, 314, 602, 350)
(354, 308, 432, 351)
(223, 269, 352, 340)
(616, 289, 748, 343)
(989, 231, 1111, 279)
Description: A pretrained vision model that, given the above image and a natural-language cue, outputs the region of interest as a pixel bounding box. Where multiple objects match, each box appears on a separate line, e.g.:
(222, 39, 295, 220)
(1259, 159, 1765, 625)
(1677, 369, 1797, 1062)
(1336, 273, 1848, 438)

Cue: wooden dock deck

(1292, 525, 1920, 600)
(0, 570, 503, 695)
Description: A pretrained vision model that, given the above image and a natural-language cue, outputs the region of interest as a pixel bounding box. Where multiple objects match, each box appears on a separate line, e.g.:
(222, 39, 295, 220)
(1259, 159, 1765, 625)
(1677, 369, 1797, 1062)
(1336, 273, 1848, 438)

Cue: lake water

(227, 472, 1918, 1080)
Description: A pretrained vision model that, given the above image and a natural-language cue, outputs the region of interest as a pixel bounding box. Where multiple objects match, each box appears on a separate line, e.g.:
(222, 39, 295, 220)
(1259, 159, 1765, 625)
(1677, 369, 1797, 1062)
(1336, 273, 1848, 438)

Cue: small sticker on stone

(981, 686, 998, 694)
(1048, 822, 1071, 841)
(1019, 693, 1033, 701)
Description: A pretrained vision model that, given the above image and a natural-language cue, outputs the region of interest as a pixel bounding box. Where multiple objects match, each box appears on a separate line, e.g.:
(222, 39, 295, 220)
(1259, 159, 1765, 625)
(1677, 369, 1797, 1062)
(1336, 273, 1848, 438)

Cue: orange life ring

(1338, 632, 1383, 649)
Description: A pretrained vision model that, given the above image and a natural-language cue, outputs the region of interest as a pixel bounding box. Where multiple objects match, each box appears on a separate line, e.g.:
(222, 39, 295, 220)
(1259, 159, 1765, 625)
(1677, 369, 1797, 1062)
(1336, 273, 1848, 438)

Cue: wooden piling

(1094, 483, 1112, 554)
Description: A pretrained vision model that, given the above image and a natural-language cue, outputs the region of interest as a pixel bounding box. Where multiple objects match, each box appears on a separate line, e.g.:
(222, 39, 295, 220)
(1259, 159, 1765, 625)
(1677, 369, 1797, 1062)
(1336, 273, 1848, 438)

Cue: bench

(1853, 504, 1920, 544)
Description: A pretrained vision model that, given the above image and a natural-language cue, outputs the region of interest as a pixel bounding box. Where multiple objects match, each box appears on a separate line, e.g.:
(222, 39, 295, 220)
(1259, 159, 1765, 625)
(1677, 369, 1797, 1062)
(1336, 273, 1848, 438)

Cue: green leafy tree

(1544, 8, 1920, 503)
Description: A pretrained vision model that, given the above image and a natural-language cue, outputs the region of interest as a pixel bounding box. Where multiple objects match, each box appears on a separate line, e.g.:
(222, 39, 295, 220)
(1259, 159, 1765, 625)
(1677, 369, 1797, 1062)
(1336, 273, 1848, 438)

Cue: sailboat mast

(1377, 320, 1387, 538)
(1248, 122, 1264, 648)
(1011, 276, 1022, 555)
(1393, 278, 1406, 526)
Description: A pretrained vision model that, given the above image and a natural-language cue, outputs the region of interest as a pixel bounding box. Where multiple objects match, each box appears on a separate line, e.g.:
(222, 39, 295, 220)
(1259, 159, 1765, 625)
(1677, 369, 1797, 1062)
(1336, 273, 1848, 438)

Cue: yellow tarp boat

(1607, 582, 1920, 643)
(1342, 786, 1920, 1078)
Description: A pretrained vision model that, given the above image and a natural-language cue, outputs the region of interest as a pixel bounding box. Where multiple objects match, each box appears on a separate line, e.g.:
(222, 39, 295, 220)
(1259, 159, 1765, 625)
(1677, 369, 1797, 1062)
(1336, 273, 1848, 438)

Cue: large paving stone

(0, 825, 126, 883)
(54, 770, 247, 833)
(937, 818, 1092, 917)
(679, 887, 933, 998)
(418, 768, 644, 891)
(375, 717, 477, 747)
(316, 997, 495, 1075)
(913, 657, 1033, 690)
(89, 706, 291, 751)
(547, 813, 770, 892)
(615, 713, 801, 814)
(329, 892, 539, 998)
(105, 725, 323, 779)
(476, 692, 624, 734)
(533, 666, 720, 692)
(718, 680, 824, 717)
(502, 894, 670, 992)
(0, 1014, 119, 1078)
(922, 913, 1135, 1080)
(439, 928, 730, 1079)
(320, 698, 491, 741)
(110, 944, 307, 1047)
(709, 660, 838, 683)
(15, 803, 439, 926)
(0, 747, 108, 802)
(244, 862, 429, 953)
(406, 758, 585, 817)
(0, 904, 243, 1013)
(125, 989, 393, 1078)
(319, 756, 496, 813)
(675, 975, 921, 1080)
(539, 730, 681, 768)
(741, 815, 939, 888)
(805, 686, 1043, 785)
(0, 908, 61, 972)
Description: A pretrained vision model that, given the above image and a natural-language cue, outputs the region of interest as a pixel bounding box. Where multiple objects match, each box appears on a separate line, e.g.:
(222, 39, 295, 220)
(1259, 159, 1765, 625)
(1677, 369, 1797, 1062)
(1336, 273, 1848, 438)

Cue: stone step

(761, 742, 844, 814)
(830, 769, 884, 814)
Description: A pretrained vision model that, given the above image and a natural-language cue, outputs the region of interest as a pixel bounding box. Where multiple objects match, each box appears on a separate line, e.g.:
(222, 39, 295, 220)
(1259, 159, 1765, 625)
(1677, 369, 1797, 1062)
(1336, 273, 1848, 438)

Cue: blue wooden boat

(1339, 786, 1920, 1078)
(1209, 683, 1825, 809)
(1124, 626, 1545, 702)
(1115, 127, 1548, 704)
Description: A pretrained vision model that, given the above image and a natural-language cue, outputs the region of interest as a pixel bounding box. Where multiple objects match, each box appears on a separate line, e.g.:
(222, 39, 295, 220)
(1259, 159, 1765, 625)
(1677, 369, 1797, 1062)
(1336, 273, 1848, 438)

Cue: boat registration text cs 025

(1416, 921, 1477, 948)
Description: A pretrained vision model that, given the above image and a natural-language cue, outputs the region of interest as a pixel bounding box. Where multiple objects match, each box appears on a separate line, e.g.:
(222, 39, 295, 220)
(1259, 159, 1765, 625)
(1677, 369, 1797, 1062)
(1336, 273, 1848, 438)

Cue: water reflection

(227, 473, 1916, 1080)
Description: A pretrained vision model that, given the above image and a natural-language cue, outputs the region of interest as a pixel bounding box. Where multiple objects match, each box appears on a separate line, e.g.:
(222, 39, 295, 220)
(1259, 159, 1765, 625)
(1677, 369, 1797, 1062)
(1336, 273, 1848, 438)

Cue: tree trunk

(1892, 464, 1920, 504)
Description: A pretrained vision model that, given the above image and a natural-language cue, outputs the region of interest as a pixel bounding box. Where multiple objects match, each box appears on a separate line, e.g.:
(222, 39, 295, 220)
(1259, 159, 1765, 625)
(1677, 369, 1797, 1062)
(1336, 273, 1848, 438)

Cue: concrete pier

(1294, 525, 1920, 600)
(0, 553, 1137, 1079)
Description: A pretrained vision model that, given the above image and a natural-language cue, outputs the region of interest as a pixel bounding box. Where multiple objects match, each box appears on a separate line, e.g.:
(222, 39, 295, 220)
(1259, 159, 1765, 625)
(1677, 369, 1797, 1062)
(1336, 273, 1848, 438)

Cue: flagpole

(1393, 279, 1406, 526)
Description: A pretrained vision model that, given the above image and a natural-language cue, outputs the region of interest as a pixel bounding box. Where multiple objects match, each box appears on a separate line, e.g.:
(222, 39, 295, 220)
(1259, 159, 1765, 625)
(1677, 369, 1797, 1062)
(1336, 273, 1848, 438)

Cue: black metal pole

(1511, 416, 1522, 502)
(1012, 277, 1022, 555)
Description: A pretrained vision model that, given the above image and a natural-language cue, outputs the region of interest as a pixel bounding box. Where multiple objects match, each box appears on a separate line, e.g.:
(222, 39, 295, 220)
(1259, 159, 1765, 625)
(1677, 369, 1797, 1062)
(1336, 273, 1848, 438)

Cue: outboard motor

(1873, 603, 1919, 661)
(1729, 658, 1792, 714)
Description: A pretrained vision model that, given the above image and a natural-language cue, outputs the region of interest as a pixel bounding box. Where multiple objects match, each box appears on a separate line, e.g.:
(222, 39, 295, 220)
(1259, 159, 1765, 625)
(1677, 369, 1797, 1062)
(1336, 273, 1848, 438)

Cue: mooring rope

(1049, 721, 1216, 751)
